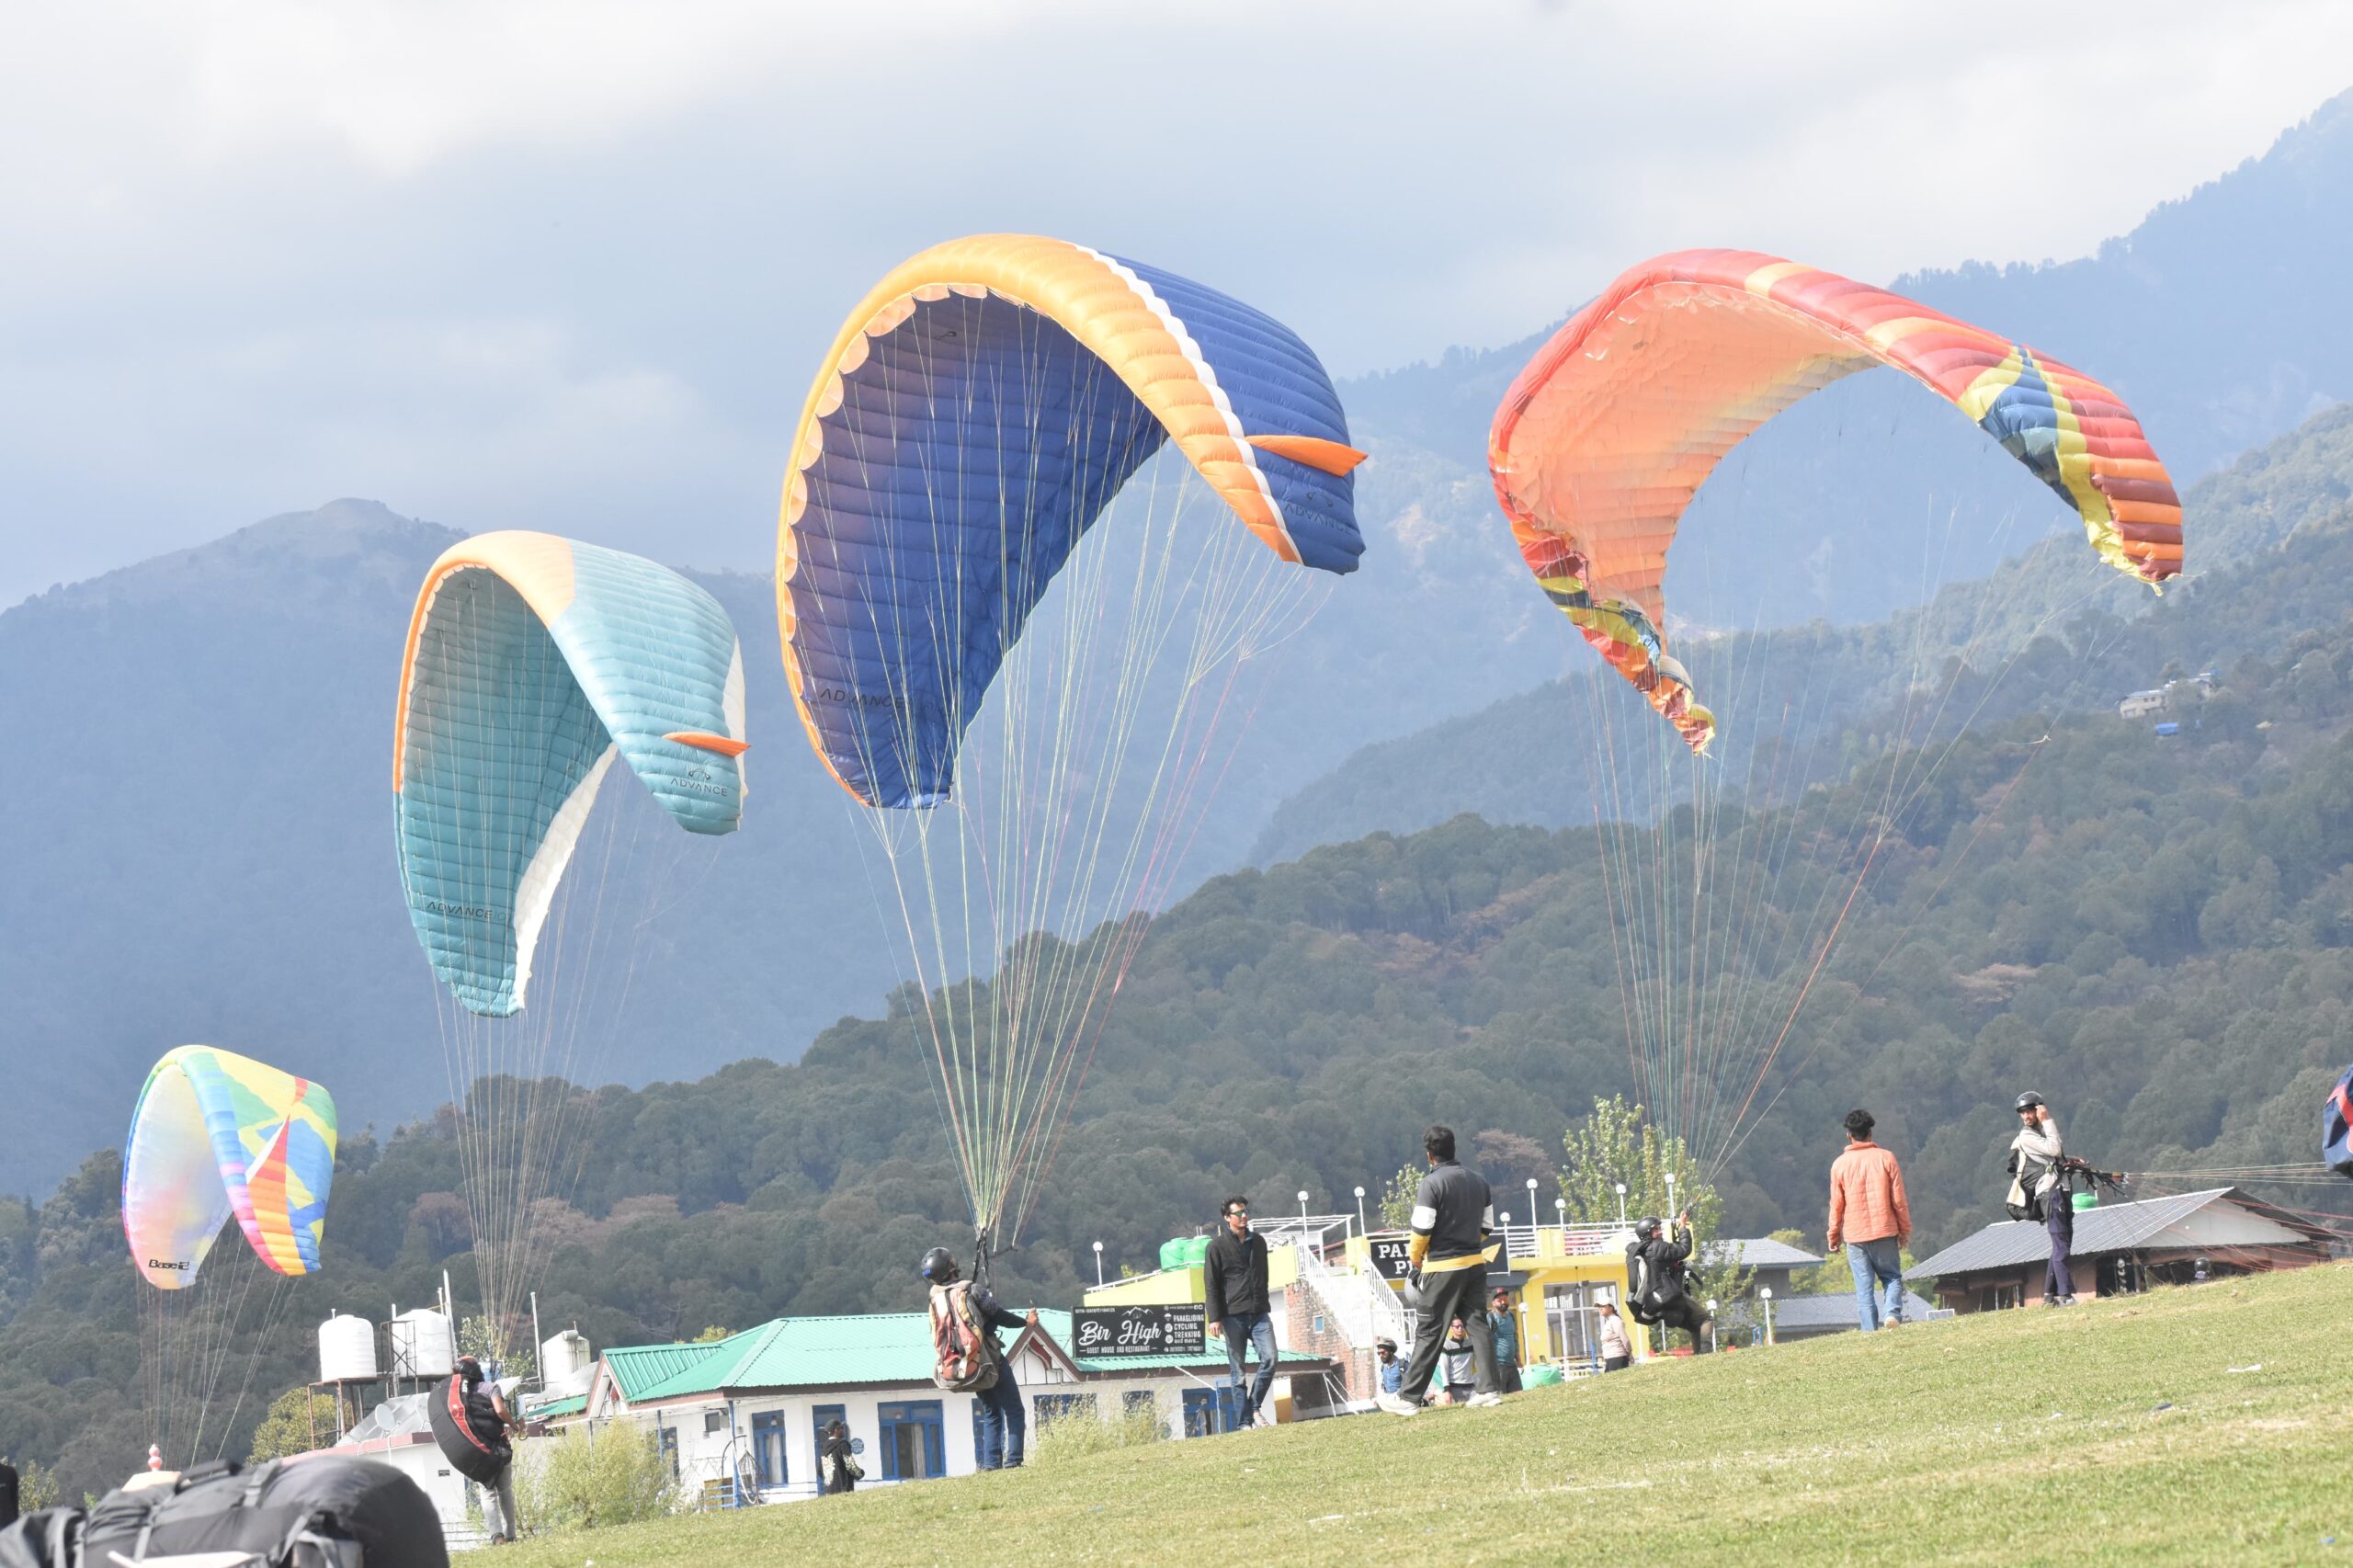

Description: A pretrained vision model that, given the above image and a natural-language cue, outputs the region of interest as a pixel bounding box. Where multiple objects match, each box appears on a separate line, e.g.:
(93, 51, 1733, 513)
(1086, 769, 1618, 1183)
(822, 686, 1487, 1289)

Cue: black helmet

(2015, 1092, 2045, 1113)
(456, 1355, 483, 1384)
(919, 1246, 959, 1283)
(1637, 1216, 1664, 1240)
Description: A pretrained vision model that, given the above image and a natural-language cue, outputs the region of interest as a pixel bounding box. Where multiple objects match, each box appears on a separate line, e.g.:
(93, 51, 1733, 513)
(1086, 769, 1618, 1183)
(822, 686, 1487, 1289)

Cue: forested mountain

(9, 482, 2353, 1497)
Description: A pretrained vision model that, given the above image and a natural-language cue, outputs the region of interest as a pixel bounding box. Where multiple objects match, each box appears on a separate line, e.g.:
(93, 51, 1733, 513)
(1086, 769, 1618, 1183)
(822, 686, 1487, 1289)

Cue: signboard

(1070, 1304, 1207, 1358)
(1367, 1235, 1517, 1287)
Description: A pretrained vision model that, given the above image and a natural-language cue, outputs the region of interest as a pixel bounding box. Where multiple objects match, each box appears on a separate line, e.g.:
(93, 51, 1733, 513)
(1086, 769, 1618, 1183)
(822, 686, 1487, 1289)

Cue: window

(1179, 1386, 1238, 1437)
(1033, 1392, 1097, 1432)
(878, 1400, 945, 1482)
(703, 1410, 726, 1436)
(1121, 1389, 1157, 1422)
(750, 1411, 787, 1491)
(654, 1425, 679, 1480)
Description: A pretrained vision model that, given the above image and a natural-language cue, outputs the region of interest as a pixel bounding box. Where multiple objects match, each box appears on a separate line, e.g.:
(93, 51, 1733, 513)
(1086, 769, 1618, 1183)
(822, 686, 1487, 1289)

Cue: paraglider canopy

(393, 530, 747, 1017)
(121, 1046, 336, 1290)
(1490, 249, 2183, 751)
(776, 233, 1367, 810)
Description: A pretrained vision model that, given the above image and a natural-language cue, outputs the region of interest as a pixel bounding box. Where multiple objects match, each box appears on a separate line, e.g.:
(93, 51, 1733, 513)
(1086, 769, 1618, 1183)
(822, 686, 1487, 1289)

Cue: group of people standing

(1824, 1090, 2086, 1332)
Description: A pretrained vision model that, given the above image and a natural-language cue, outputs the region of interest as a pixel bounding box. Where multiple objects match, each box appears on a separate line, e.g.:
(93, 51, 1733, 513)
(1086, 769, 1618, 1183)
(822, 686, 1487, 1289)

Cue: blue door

(1181, 1387, 1220, 1437)
(878, 1399, 946, 1480)
(751, 1410, 787, 1491)
(813, 1404, 847, 1489)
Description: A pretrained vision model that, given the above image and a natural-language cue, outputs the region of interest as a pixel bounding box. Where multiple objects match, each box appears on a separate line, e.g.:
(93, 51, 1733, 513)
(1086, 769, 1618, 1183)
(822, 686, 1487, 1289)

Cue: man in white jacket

(2011, 1092, 2076, 1305)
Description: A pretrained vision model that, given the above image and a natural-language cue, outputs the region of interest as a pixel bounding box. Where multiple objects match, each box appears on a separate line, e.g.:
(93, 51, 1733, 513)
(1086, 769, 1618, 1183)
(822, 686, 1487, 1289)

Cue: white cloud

(1, 1, 2347, 602)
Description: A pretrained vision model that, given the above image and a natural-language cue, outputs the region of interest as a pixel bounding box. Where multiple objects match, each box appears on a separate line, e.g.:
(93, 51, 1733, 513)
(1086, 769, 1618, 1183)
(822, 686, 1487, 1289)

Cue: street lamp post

(1525, 1177, 1539, 1239)
(1759, 1287, 1774, 1347)
(1613, 1182, 1627, 1226)
(1663, 1172, 1677, 1222)
(1353, 1185, 1368, 1238)
(1553, 1197, 1566, 1235)
(1092, 1241, 1104, 1288)
(1706, 1300, 1718, 1355)
(1297, 1189, 1310, 1227)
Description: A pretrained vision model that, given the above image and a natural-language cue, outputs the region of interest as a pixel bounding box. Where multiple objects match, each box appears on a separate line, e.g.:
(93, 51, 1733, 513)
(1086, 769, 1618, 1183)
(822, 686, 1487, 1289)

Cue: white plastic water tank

(318, 1312, 379, 1383)
(388, 1308, 456, 1379)
(540, 1329, 593, 1383)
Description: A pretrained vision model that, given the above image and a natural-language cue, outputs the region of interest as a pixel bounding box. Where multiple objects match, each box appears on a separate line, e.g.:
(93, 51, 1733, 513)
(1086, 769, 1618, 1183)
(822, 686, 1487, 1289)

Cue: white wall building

(571, 1308, 1336, 1504)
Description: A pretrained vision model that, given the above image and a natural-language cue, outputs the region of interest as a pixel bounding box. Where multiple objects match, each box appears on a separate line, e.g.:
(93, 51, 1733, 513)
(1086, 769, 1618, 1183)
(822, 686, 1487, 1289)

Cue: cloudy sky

(5, 1, 2349, 606)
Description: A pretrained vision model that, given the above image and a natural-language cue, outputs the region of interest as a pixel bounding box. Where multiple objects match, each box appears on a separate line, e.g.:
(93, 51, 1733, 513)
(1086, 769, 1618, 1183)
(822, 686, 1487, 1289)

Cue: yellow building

(1086, 1219, 1643, 1398)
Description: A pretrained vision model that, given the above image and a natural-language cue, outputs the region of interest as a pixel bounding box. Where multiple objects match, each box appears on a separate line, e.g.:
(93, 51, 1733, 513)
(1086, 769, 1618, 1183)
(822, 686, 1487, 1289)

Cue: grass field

(507, 1263, 2353, 1566)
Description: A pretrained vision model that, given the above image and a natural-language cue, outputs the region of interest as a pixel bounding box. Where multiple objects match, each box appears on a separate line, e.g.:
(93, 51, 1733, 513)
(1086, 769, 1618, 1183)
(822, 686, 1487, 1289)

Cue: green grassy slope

(508, 1263, 2353, 1566)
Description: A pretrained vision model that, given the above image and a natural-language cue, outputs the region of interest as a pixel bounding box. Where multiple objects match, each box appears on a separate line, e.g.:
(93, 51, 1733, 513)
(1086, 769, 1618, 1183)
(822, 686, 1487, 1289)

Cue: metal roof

(1907, 1188, 2335, 1279)
(602, 1336, 737, 1402)
(1704, 1236, 1824, 1269)
(605, 1308, 1324, 1403)
(1763, 1290, 1938, 1330)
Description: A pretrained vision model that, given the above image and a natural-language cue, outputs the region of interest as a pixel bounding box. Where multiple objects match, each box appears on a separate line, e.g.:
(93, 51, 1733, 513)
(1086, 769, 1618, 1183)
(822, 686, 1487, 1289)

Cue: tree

(1377, 1164, 1419, 1229)
(515, 1425, 678, 1532)
(246, 1386, 340, 1461)
(1558, 1096, 1747, 1348)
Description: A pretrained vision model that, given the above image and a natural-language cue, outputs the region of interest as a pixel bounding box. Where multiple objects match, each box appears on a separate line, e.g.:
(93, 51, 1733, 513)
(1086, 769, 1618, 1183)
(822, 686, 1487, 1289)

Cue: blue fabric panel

(1974, 350, 2075, 509)
(1115, 256, 1364, 575)
(795, 293, 1165, 808)
(550, 542, 744, 836)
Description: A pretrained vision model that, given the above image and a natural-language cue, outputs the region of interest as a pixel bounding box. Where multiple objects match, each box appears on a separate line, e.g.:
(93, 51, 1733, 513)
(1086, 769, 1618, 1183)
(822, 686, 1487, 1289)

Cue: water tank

(388, 1308, 455, 1379)
(540, 1328, 593, 1383)
(318, 1312, 378, 1383)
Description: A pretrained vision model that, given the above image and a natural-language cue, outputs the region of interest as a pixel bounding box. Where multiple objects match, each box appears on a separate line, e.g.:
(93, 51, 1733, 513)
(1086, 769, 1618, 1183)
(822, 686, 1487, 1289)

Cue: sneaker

(2059, 1296, 2080, 1308)
(1465, 1392, 1505, 1408)
(1373, 1392, 1420, 1417)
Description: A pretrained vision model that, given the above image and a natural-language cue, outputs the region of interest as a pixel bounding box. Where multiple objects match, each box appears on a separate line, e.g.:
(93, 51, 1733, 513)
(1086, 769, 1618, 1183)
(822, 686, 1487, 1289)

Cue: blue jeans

(1847, 1236, 1906, 1330)
(1220, 1312, 1279, 1424)
(973, 1369, 1026, 1469)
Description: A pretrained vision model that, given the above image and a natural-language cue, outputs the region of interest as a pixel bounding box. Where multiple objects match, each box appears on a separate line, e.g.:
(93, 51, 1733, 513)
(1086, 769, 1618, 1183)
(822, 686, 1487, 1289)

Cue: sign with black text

(1369, 1236, 1417, 1282)
(1070, 1304, 1207, 1358)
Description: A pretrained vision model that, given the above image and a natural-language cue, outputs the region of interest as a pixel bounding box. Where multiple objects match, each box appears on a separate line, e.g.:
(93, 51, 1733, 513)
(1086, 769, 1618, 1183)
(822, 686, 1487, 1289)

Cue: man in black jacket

(0, 1452, 17, 1529)
(1203, 1195, 1278, 1429)
(1378, 1126, 1502, 1415)
(1631, 1214, 1714, 1353)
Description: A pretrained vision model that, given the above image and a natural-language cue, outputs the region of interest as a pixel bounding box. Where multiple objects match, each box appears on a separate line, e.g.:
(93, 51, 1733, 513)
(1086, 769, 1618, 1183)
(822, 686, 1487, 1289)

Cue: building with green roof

(570, 1306, 1335, 1503)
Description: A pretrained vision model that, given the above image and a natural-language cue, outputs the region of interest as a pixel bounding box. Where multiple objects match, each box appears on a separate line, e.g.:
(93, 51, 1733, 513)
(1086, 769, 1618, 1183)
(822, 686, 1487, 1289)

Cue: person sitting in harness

(1626, 1213, 1714, 1354)
(923, 1245, 1038, 1471)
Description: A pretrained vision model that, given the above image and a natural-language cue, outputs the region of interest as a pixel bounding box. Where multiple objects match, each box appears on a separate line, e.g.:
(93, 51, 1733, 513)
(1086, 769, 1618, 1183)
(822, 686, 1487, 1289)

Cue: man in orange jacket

(1825, 1108, 1912, 1331)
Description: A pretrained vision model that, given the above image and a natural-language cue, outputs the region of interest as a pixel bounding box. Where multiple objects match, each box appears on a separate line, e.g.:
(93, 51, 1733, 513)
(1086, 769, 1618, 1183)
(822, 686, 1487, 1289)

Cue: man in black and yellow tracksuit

(1378, 1124, 1503, 1415)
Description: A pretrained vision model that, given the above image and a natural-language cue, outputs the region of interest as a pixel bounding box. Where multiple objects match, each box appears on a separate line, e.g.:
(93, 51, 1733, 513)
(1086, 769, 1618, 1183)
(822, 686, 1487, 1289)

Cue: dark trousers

(1601, 1355, 1631, 1372)
(973, 1369, 1027, 1469)
(1400, 1267, 1497, 1401)
(2044, 1200, 2076, 1301)
(1657, 1294, 1712, 1352)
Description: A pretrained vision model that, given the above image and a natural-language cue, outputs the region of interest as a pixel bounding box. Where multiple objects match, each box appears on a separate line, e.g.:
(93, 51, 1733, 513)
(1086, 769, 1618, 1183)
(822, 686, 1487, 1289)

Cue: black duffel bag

(0, 1454, 449, 1568)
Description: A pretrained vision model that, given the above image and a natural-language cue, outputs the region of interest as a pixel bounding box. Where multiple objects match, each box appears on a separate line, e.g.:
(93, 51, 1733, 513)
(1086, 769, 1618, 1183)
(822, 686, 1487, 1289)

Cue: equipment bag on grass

(930, 1280, 1000, 1392)
(75, 1455, 447, 1567)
